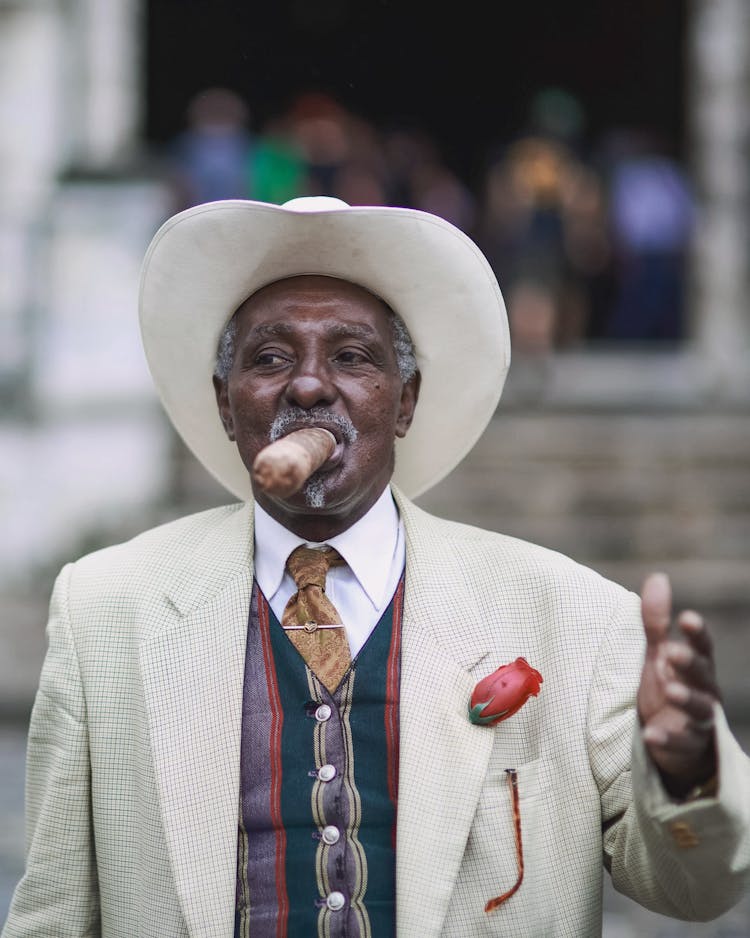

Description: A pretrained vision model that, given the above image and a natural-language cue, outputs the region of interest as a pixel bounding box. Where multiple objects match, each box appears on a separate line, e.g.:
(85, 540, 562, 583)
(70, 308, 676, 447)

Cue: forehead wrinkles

(236, 277, 395, 335)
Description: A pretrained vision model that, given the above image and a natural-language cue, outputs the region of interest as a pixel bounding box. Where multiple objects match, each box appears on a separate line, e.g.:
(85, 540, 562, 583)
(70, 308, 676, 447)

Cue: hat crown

(281, 196, 350, 213)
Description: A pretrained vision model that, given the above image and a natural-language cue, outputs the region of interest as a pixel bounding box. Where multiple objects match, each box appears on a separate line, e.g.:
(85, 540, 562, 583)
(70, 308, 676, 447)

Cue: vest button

(315, 704, 332, 722)
(326, 891, 346, 911)
(318, 763, 337, 782)
(322, 825, 340, 845)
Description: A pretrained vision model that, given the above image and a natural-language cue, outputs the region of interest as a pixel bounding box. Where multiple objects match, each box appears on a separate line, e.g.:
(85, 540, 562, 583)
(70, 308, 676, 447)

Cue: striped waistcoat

(235, 578, 404, 938)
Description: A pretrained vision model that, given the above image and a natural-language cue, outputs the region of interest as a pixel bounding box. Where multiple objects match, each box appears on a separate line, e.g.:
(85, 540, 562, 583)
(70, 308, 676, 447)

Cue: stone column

(688, 0, 750, 399)
(0, 0, 146, 396)
(0, 0, 68, 391)
(69, 0, 144, 169)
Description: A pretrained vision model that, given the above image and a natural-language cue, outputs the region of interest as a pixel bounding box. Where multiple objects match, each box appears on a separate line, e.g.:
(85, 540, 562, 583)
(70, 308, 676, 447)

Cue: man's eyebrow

(246, 323, 293, 339)
(325, 322, 381, 341)
(246, 322, 382, 342)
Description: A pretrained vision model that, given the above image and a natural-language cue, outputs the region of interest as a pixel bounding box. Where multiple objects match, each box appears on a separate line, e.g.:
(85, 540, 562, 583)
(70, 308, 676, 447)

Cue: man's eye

(255, 351, 289, 366)
(335, 349, 370, 365)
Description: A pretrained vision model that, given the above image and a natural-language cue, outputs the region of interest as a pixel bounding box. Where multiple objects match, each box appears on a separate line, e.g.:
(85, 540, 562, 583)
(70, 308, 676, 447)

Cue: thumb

(641, 572, 672, 648)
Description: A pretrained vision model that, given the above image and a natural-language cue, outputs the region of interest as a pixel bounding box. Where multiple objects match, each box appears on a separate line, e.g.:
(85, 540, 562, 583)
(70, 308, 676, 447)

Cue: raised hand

(637, 572, 720, 797)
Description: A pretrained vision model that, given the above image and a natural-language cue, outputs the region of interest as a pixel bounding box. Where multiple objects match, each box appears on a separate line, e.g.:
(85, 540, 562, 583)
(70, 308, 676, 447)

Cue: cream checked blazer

(4, 489, 750, 937)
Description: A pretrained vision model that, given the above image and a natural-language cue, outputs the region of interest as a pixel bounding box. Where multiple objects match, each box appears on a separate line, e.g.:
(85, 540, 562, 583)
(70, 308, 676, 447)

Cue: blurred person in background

(285, 91, 353, 198)
(381, 126, 476, 231)
(477, 88, 612, 354)
(601, 128, 695, 343)
(408, 159, 477, 234)
(167, 87, 255, 211)
(280, 91, 392, 208)
(247, 113, 308, 206)
(382, 126, 437, 207)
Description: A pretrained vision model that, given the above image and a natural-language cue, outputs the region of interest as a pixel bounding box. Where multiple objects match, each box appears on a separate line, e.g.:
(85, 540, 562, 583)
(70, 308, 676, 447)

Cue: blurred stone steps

(418, 412, 750, 568)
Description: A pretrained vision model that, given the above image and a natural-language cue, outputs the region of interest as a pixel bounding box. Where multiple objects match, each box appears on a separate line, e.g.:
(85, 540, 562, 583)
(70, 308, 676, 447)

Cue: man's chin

(300, 475, 327, 509)
(253, 472, 341, 516)
(251, 462, 392, 536)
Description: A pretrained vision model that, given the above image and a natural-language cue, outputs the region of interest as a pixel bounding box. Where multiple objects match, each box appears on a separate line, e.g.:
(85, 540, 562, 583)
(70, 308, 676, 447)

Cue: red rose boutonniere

(468, 657, 543, 726)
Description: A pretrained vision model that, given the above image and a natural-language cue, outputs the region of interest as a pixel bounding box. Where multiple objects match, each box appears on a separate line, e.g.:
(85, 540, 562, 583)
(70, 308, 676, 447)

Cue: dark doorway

(146, 0, 687, 189)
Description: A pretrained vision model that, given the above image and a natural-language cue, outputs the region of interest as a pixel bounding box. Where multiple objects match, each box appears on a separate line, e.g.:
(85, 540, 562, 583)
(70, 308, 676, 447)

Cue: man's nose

(284, 361, 337, 409)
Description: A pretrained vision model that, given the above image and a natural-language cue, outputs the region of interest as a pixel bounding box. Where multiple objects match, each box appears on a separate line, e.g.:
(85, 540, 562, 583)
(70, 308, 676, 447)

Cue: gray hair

(214, 317, 238, 384)
(389, 310, 418, 383)
(213, 304, 418, 384)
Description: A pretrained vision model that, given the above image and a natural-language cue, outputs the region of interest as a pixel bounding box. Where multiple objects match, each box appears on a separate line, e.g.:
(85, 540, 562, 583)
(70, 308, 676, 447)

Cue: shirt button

(318, 763, 337, 782)
(315, 704, 332, 722)
(326, 891, 346, 911)
(322, 825, 340, 845)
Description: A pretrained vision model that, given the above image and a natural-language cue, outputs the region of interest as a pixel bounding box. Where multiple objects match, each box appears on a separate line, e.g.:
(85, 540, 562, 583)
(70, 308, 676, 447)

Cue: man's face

(213, 275, 419, 537)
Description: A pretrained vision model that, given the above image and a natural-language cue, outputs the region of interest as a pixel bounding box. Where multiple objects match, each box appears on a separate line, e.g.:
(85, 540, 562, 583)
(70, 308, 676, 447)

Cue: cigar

(252, 427, 337, 497)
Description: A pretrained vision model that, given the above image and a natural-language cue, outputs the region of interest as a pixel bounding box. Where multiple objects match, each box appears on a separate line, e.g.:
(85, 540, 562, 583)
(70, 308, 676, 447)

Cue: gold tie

(281, 546, 351, 693)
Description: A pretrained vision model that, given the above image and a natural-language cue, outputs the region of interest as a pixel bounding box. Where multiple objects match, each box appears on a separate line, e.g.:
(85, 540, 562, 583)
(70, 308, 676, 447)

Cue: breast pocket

(465, 758, 547, 914)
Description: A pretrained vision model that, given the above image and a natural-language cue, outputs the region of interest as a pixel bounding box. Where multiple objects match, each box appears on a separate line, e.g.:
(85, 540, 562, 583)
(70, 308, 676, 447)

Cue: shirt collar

(253, 486, 401, 610)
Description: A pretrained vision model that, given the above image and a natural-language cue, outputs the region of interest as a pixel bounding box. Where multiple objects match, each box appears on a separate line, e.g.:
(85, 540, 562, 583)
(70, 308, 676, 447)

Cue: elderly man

(4, 197, 750, 938)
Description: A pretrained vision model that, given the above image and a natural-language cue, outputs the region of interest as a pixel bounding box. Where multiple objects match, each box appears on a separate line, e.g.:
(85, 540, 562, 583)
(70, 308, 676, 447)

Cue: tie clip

(283, 621, 344, 633)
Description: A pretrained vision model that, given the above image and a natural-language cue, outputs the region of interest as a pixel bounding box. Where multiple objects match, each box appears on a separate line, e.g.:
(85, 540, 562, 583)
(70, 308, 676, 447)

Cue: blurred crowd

(164, 86, 696, 355)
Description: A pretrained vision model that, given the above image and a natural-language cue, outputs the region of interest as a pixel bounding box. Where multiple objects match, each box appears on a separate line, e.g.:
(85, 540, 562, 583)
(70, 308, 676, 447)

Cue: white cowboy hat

(139, 196, 510, 500)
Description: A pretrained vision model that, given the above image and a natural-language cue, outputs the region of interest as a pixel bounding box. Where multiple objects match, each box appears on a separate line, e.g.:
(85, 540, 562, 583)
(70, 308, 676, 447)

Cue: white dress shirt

(253, 487, 405, 658)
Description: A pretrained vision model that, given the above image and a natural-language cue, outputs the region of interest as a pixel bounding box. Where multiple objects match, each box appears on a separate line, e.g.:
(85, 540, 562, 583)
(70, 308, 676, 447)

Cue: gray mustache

(269, 408, 359, 445)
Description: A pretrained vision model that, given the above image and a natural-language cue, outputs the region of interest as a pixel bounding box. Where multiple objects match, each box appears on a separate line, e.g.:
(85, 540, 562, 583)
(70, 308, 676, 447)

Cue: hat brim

(139, 199, 510, 501)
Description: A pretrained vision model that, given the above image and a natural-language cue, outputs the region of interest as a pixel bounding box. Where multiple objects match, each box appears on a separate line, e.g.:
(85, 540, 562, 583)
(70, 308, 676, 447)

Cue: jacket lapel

(394, 491, 494, 937)
(140, 503, 253, 938)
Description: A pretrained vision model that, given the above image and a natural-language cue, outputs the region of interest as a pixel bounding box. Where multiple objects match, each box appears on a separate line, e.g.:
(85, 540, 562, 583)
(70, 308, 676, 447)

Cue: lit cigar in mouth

(252, 427, 337, 498)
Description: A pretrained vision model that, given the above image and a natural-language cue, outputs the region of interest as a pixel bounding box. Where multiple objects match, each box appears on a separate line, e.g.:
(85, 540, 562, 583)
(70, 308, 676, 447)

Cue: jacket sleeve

(2, 564, 101, 938)
(586, 591, 750, 921)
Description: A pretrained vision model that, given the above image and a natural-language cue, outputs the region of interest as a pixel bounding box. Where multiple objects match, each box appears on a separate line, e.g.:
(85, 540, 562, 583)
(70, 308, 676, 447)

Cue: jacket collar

(163, 502, 253, 617)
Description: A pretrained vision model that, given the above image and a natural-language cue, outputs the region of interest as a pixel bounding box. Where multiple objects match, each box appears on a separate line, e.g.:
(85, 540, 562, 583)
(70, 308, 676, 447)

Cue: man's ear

(212, 374, 235, 441)
(395, 370, 421, 438)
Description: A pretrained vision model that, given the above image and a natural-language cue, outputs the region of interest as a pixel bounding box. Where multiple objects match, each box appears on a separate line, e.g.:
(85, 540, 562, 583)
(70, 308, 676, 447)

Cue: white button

(322, 825, 340, 845)
(318, 764, 337, 782)
(315, 704, 332, 722)
(326, 891, 346, 911)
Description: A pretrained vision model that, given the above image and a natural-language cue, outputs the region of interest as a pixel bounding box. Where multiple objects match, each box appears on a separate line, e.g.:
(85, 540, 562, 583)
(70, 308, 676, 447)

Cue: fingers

(663, 641, 716, 691)
(638, 573, 720, 705)
(642, 683, 716, 757)
(637, 580, 721, 785)
(643, 670, 717, 744)
(642, 716, 713, 753)
(678, 609, 714, 659)
(641, 716, 715, 791)
(641, 619, 719, 776)
(663, 681, 716, 724)
(641, 572, 672, 648)
(661, 608, 721, 702)
(641, 578, 717, 685)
